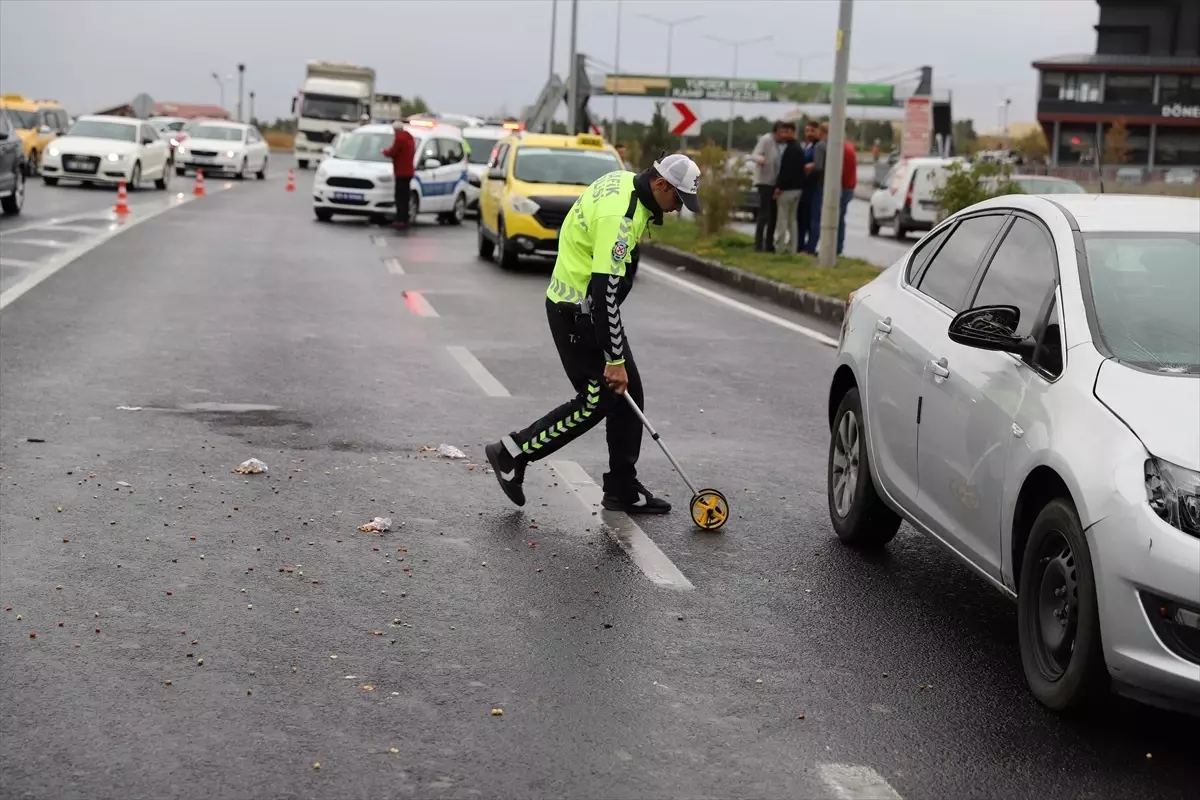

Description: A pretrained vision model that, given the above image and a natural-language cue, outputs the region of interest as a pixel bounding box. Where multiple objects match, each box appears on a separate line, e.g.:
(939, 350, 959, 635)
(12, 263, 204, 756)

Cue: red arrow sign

(668, 101, 700, 137)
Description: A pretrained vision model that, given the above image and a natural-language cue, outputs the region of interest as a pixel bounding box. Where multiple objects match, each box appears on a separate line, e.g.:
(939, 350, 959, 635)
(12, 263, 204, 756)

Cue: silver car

(827, 193, 1199, 713)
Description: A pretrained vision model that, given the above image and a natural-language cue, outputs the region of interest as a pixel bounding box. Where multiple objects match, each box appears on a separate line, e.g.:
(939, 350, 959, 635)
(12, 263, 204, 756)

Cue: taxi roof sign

(575, 134, 605, 148)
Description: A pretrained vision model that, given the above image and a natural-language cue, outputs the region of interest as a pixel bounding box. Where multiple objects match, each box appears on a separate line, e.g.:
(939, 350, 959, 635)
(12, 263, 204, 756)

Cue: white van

(312, 120, 470, 224)
(868, 156, 959, 239)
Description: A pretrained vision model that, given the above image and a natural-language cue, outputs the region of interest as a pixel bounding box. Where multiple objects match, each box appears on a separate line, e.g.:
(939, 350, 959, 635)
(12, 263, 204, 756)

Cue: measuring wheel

(689, 489, 729, 531)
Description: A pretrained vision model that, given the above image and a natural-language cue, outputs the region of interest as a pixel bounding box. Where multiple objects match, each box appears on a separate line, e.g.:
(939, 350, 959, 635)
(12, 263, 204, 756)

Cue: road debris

(358, 517, 392, 533)
(490, 708, 504, 717)
(232, 458, 268, 475)
(435, 444, 467, 459)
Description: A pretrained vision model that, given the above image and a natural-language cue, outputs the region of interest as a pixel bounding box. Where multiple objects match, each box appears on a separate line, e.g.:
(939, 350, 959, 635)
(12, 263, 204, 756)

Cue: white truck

(292, 61, 375, 169)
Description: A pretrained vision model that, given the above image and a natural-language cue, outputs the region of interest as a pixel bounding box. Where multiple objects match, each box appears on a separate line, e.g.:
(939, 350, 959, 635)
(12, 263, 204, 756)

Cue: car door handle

(875, 317, 892, 335)
(929, 358, 950, 379)
(1012, 423, 1024, 439)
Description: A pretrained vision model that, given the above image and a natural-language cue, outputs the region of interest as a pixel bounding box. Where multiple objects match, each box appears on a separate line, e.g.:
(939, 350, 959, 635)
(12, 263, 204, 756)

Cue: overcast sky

(1, 0, 1097, 129)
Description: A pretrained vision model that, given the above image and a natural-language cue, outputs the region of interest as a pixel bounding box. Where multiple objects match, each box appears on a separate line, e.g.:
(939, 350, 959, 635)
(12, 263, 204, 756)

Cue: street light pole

(211, 72, 225, 112)
(566, 0, 579, 134)
(706, 34, 772, 152)
(778, 51, 830, 82)
(612, 0, 621, 144)
(641, 13, 704, 147)
(548, 0, 557, 84)
(249, 91, 255, 125)
(237, 63, 245, 123)
(818, 0, 853, 268)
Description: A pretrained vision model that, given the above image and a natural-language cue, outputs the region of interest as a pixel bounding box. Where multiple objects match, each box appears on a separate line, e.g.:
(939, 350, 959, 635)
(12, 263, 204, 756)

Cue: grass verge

(650, 218, 882, 302)
(264, 131, 294, 151)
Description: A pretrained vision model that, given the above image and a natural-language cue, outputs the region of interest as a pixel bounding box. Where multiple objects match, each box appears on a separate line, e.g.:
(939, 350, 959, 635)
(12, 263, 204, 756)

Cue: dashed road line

(370, 235, 389, 248)
(819, 764, 903, 800)
(383, 256, 404, 275)
(641, 262, 839, 348)
(0, 257, 42, 270)
(4, 238, 72, 249)
(549, 459, 693, 591)
(446, 346, 510, 397)
(401, 290, 439, 318)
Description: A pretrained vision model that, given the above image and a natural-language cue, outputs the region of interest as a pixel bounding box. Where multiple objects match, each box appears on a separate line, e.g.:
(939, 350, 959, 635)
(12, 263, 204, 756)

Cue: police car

(312, 119, 470, 224)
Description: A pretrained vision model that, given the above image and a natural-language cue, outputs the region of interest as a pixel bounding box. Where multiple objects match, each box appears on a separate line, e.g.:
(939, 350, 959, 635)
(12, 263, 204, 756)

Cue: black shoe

(601, 482, 672, 514)
(485, 441, 526, 507)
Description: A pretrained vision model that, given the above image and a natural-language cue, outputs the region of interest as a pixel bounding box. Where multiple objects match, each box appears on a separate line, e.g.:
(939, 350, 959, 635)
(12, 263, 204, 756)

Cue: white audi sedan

(174, 120, 268, 180)
(40, 115, 171, 190)
(828, 194, 1199, 713)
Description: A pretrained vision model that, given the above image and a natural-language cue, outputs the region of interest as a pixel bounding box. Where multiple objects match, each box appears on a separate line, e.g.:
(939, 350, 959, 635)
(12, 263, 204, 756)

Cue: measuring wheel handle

(690, 488, 730, 531)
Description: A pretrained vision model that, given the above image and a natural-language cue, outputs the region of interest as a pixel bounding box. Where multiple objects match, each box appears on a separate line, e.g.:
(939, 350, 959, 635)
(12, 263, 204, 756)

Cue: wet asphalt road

(0, 162, 1194, 800)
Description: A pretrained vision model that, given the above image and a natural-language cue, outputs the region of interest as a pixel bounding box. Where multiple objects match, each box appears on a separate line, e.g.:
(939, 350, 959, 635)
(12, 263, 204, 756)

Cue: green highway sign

(600, 75, 895, 107)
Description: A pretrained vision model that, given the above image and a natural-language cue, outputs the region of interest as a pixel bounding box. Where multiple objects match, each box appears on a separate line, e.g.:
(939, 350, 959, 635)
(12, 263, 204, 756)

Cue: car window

(419, 138, 439, 166)
(969, 217, 1058, 340)
(0, 111, 10, 136)
(1033, 297, 1064, 378)
(905, 224, 952, 284)
(141, 125, 158, 143)
(247, 128, 261, 143)
(491, 143, 510, 170)
(441, 137, 464, 164)
(916, 214, 1006, 311)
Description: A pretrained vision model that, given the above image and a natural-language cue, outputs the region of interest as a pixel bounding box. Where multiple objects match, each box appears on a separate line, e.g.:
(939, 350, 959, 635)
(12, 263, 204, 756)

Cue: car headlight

(225, 150, 236, 158)
(377, 174, 394, 184)
(106, 153, 126, 162)
(176, 145, 187, 155)
(509, 194, 540, 215)
(47, 146, 60, 157)
(1145, 458, 1200, 538)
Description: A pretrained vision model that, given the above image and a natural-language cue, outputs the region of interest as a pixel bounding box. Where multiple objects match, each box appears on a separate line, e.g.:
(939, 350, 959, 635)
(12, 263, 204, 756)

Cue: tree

(1013, 128, 1049, 163)
(933, 160, 1023, 217)
(640, 102, 672, 169)
(1103, 119, 1130, 165)
(401, 96, 430, 118)
(693, 142, 743, 237)
(952, 119, 978, 156)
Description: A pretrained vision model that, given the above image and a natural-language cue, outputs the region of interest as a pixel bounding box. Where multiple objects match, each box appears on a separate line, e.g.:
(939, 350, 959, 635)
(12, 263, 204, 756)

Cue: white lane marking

(549, 459, 693, 591)
(819, 764, 903, 800)
(446, 345, 510, 398)
(640, 262, 839, 348)
(370, 235, 389, 248)
(0, 257, 42, 270)
(0, 191, 228, 313)
(4, 237, 72, 249)
(401, 290, 439, 318)
(383, 256, 404, 275)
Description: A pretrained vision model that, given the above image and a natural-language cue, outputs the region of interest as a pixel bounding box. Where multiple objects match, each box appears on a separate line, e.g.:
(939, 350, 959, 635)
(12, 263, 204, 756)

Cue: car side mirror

(423, 157, 441, 170)
(487, 167, 505, 181)
(947, 305, 1035, 357)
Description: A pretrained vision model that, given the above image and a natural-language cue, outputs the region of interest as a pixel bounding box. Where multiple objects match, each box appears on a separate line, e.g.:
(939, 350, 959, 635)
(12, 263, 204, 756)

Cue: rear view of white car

(869, 156, 957, 240)
(175, 121, 268, 180)
(40, 115, 171, 190)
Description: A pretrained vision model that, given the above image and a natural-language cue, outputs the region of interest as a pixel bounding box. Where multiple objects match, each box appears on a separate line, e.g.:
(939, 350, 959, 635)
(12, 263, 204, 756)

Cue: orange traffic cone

(285, 168, 296, 192)
(193, 169, 206, 197)
(113, 181, 130, 215)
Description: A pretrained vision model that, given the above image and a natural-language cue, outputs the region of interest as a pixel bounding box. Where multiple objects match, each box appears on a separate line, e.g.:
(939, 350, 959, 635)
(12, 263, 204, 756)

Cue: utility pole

(818, 0, 853, 268)
(641, 13, 703, 148)
(237, 63, 245, 123)
(249, 91, 256, 125)
(611, 0, 622, 144)
(566, 0, 579, 134)
(707, 34, 771, 152)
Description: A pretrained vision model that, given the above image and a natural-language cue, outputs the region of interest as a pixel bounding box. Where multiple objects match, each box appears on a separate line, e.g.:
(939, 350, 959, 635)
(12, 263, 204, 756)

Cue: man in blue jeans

(803, 122, 828, 255)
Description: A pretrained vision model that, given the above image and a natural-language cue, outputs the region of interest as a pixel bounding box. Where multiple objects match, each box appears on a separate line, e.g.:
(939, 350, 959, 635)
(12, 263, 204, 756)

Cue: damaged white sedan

(828, 193, 1200, 714)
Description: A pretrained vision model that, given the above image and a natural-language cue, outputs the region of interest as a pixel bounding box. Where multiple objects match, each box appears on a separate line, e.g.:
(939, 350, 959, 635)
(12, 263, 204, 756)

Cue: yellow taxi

(477, 132, 625, 268)
(0, 94, 69, 175)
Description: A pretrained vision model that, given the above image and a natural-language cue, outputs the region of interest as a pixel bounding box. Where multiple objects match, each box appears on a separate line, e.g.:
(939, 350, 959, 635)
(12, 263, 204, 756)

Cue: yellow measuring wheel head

(690, 489, 729, 531)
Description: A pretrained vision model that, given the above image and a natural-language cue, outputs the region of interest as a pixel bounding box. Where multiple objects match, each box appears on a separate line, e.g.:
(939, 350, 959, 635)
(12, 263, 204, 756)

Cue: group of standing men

(751, 120, 857, 256)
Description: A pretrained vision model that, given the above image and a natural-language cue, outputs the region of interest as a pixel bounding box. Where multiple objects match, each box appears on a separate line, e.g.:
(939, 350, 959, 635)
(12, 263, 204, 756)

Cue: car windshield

(1083, 232, 1200, 373)
(66, 120, 137, 142)
(513, 147, 622, 185)
(301, 94, 360, 122)
(188, 125, 243, 141)
(464, 137, 495, 165)
(5, 109, 38, 129)
(1015, 178, 1085, 194)
(332, 131, 392, 163)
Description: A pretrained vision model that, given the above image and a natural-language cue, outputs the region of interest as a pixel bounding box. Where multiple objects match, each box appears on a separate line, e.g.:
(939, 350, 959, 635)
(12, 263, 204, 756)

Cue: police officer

(485, 154, 702, 514)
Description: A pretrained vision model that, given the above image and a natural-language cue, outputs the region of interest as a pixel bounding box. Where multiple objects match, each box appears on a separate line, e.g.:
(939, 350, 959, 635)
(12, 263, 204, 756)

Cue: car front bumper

(503, 213, 560, 255)
(41, 155, 135, 184)
(175, 155, 243, 174)
(1092, 491, 1200, 710)
(312, 178, 397, 216)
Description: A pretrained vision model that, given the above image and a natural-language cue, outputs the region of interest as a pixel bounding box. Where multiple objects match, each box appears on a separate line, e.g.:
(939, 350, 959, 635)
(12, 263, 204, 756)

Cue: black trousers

(394, 177, 411, 224)
(509, 299, 644, 493)
(754, 184, 777, 251)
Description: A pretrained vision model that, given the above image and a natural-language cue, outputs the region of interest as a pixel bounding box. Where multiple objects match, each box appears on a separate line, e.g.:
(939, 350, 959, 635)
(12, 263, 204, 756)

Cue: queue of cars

(831, 192, 1200, 713)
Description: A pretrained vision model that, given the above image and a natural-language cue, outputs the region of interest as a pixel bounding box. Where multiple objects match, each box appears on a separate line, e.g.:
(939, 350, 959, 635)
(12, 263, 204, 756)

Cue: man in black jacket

(772, 124, 805, 253)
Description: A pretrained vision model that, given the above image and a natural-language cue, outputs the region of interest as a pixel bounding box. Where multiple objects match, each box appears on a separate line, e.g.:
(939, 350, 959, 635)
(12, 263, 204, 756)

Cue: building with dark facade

(1033, 0, 1200, 168)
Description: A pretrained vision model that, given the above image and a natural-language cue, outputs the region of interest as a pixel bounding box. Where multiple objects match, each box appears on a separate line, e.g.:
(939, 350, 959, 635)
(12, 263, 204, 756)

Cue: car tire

(410, 190, 420, 222)
(446, 193, 466, 226)
(298, 159, 309, 170)
(43, 176, 59, 187)
(893, 216, 907, 240)
(236, 159, 248, 180)
(477, 218, 495, 260)
(1017, 499, 1109, 711)
(256, 157, 268, 180)
(1, 169, 24, 215)
(175, 167, 186, 177)
(128, 162, 141, 191)
(868, 209, 880, 236)
(314, 207, 334, 222)
(827, 387, 901, 549)
(496, 218, 519, 270)
(155, 163, 170, 190)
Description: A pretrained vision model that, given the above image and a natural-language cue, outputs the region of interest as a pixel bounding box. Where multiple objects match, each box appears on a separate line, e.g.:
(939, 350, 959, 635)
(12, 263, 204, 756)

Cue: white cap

(653, 154, 702, 212)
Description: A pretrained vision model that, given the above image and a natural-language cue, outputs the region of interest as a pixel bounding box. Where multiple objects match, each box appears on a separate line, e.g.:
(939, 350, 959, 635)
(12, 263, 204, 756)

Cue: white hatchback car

(174, 121, 269, 180)
(312, 121, 469, 225)
(829, 194, 1200, 713)
(40, 115, 171, 190)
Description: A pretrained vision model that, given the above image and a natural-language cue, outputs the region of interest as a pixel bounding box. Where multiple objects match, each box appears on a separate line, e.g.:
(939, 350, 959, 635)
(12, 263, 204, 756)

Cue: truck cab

(292, 61, 375, 169)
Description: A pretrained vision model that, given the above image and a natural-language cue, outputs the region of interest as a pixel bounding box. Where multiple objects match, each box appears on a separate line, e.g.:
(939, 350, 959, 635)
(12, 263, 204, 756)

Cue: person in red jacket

(837, 139, 857, 255)
(381, 121, 416, 229)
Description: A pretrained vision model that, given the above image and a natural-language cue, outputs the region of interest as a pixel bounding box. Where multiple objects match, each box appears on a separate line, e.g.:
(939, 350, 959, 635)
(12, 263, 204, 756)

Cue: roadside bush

(264, 130, 294, 151)
(933, 160, 1023, 217)
(693, 141, 745, 237)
